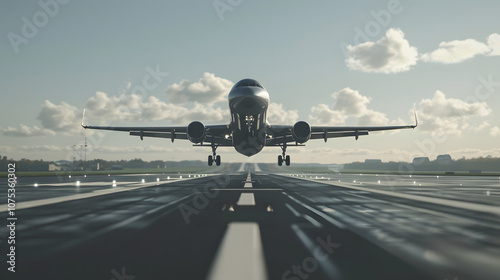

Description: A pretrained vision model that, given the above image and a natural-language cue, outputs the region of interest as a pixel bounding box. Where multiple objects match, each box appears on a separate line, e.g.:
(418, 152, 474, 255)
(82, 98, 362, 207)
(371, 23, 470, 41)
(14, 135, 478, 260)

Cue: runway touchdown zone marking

(237, 172, 256, 206)
(208, 173, 268, 280)
(207, 222, 267, 280)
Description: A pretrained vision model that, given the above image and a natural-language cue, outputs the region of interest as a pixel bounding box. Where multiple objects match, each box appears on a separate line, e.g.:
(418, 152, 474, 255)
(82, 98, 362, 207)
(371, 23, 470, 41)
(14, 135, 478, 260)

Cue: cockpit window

(235, 79, 263, 89)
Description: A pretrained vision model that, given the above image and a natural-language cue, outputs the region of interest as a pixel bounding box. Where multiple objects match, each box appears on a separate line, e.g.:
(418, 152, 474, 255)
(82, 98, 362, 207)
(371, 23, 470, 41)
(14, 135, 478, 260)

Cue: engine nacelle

(292, 121, 311, 143)
(187, 121, 206, 143)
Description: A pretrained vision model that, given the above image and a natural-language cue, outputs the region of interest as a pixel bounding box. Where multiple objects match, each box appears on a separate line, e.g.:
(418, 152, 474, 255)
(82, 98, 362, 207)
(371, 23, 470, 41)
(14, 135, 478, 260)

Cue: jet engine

(292, 121, 311, 143)
(187, 121, 206, 143)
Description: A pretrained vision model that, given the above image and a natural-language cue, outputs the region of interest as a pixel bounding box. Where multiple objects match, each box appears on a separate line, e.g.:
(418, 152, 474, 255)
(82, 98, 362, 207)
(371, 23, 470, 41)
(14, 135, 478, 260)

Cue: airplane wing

(266, 114, 417, 146)
(81, 110, 233, 146)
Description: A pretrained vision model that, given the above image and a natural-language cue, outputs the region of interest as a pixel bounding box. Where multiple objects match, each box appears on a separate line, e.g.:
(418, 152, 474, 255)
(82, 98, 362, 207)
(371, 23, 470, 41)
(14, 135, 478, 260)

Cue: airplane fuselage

(228, 79, 270, 157)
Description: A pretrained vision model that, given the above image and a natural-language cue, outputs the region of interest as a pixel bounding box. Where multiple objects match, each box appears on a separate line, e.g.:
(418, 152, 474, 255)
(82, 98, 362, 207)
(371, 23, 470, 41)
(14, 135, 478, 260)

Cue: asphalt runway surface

(1, 163, 499, 279)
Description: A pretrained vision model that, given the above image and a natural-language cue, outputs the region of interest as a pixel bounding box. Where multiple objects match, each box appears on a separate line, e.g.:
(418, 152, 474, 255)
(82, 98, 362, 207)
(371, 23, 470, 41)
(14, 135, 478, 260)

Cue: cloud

(165, 72, 234, 105)
(449, 148, 500, 158)
(4, 145, 71, 152)
(267, 103, 299, 124)
(416, 90, 491, 135)
(421, 33, 500, 63)
(346, 30, 499, 71)
(345, 28, 418, 73)
(490, 126, 500, 137)
(84, 92, 229, 125)
(37, 100, 82, 135)
(331, 87, 371, 115)
(1, 124, 56, 137)
(473, 121, 490, 131)
(309, 104, 346, 125)
(35, 73, 234, 136)
(308, 88, 393, 126)
(488, 33, 500, 56)
(421, 39, 491, 63)
(357, 110, 390, 126)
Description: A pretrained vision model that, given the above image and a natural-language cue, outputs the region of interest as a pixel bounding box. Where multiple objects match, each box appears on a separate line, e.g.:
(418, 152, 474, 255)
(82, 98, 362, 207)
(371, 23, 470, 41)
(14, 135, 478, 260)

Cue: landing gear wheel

(209, 143, 219, 167)
(278, 143, 290, 166)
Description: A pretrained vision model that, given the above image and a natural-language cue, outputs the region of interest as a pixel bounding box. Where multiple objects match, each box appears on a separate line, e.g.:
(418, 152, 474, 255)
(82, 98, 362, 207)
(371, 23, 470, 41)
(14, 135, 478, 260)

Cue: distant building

(48, 163, 62, 171)
(412, 157, 430, 165)
(111, 165, 123, 170)
(365, 159, 382, 164)
(436, 154, 452, 165)
(49, 161, 72, 171)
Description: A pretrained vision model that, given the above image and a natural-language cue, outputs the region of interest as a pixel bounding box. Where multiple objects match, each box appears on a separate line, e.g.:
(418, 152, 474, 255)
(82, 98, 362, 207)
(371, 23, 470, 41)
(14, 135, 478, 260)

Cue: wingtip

(81, 109, 87, 128)
(413, 109, 418, 128)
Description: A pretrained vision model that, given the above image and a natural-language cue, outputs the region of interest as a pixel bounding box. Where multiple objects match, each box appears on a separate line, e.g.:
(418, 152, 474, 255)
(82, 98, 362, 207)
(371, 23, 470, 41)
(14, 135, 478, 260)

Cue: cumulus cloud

(37, 100, 82, 134)
(309, 104, 346, 125)
(29, 73, 235, 135)
(488, 33, 500, 56)
(345, 28, 418, 73)
(309, 88, 393, 126)
(331, 88, 371, 115)
(1, 124, 56, 137)
(416, 90, 491, 135)
(490, 126, 500, 137)
(421, 33, 500, 63)
(421, 39, 491, 63)
(472, 121, 490, 132)
(267, 103, 299, 124)
(346, 29, 499, 71)
(84, 92, 229, 125)
(449, 148, 500, 158)
(165, 72, 234, 105)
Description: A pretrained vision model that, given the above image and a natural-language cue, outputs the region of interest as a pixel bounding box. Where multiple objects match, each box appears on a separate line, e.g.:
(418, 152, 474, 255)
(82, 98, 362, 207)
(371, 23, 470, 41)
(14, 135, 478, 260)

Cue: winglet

(81, 109, 87, 128)
(413, 107, 418, 128)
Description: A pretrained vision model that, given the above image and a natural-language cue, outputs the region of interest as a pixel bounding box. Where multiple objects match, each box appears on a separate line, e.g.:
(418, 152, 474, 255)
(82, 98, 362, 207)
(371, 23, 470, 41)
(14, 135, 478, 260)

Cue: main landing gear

(278, 143, 291, 166)
(208, 143, 221, 166)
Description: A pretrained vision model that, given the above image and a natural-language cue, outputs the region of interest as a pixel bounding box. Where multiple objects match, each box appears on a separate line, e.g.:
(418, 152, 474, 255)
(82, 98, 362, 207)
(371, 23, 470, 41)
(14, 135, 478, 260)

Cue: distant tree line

(343, 157, 500, 172)
(87, 158, 205, 170)
(1, 156, 50, 172)
(0, 155, 205, 172)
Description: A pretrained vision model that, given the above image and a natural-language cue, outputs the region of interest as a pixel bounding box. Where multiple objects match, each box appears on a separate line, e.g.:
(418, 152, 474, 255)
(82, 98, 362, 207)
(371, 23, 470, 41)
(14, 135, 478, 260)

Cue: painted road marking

(238, 173, 255, 205)
(207, 222, 268, 280)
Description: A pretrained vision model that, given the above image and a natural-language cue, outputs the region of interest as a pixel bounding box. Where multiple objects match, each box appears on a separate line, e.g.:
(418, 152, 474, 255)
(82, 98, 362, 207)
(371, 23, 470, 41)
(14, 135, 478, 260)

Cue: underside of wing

(82, 114, 232, 145)
(266, 118, 417, 145)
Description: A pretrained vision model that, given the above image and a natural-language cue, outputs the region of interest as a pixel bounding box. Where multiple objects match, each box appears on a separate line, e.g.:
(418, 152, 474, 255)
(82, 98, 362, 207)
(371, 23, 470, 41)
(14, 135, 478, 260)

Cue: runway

(1, 163, 500, 279)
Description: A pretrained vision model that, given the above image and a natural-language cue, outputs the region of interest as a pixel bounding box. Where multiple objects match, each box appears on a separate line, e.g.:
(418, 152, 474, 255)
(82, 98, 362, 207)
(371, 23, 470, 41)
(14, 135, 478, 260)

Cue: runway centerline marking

(237, 193, 256, 206)
(212, 188, 282, 191)
(237, 172, 255, 206)
(207, 222, 267, 280)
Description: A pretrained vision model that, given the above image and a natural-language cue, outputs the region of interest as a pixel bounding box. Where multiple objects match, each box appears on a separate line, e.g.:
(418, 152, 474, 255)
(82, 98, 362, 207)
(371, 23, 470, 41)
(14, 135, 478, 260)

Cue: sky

(1, 0, 499, 164)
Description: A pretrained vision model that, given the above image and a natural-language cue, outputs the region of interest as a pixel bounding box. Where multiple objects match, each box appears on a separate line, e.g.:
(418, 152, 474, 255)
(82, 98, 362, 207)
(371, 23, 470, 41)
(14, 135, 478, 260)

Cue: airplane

(82, 78, 417, 166)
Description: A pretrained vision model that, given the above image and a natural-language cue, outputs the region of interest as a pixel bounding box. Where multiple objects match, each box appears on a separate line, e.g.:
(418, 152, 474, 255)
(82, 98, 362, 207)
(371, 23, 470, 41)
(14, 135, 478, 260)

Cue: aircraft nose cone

(229, 87, 269, 116)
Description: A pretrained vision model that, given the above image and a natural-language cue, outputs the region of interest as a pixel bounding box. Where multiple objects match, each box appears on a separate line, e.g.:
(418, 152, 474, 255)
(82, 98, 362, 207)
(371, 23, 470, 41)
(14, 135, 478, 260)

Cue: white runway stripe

(237, 193, 256, 206)
(207, 222, 268, 280)
(238, 173, 255, 205)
